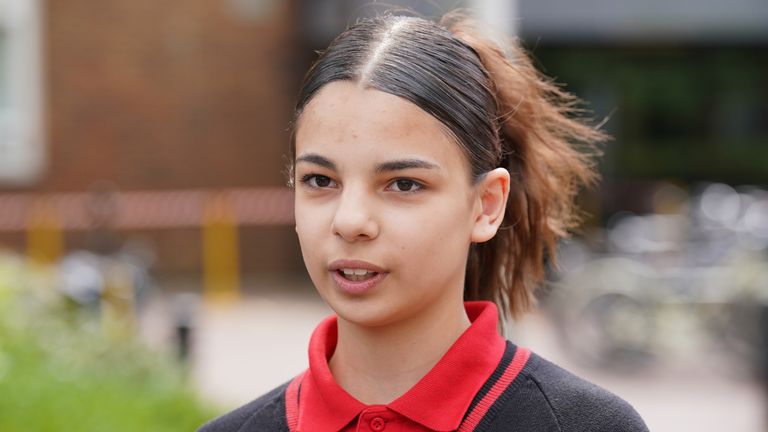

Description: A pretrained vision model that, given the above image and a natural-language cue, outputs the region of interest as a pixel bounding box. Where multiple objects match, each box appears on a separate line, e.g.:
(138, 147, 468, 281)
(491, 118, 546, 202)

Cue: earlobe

(470, 168, 510, 243)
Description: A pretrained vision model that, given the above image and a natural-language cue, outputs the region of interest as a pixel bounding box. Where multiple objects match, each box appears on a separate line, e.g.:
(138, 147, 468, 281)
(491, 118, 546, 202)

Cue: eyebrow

(295, 153, 336, 170)
(375, 158, 439, 173)
(295, 153, 439, 173)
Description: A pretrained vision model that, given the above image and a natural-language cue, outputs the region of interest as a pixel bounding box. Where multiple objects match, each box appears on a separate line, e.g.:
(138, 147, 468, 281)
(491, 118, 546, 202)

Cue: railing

(0, 187, 295, 303)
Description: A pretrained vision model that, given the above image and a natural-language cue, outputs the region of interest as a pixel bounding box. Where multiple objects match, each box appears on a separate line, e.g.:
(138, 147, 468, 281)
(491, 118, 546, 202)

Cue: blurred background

(0, 0, 766, 430)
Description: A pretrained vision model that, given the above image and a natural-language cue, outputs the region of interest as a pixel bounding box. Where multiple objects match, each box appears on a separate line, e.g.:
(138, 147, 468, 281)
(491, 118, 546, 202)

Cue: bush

(0, 253, 218, 431)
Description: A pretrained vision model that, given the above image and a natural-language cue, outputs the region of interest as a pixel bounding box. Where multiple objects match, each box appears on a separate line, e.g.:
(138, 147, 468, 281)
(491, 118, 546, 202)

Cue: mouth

(328, 259, 387, 295)
(336, 268, 380, 282)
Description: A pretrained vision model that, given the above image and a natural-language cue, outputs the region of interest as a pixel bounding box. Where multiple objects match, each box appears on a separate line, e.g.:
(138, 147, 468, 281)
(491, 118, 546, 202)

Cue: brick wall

(44, 0, 299, 190)
(0, 0, 307, 276)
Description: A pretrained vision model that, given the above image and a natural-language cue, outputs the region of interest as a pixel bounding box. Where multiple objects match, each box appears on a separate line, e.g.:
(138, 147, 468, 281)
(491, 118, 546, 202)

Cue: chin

(310, 273, 395, 327)
(324, 293, 407, 329)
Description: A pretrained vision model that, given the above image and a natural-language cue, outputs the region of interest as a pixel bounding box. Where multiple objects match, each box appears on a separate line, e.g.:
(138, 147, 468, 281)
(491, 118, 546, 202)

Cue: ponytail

(441, 11, 605, 319)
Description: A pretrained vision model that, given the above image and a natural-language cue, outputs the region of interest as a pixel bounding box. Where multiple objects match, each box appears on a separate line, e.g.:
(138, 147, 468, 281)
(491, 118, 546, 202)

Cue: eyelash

(298, 174, 425, 194)
(299, 174, 337, 189)
(386, 178, 424, 193)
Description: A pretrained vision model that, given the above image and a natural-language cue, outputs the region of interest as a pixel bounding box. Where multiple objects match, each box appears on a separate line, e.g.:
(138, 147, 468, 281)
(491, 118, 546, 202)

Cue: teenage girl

(200, 10, 649, 432)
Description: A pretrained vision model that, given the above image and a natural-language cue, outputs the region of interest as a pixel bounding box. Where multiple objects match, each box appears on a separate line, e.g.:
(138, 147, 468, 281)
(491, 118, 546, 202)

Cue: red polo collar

(297, 301, 506, 431)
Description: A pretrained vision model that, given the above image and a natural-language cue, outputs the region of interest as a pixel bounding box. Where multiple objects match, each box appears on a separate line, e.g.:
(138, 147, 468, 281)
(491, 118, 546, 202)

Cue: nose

(331, 187, 379, 242)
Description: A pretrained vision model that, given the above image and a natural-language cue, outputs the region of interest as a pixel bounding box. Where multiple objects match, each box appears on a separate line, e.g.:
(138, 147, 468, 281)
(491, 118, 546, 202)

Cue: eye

(300, 174, 337, 189)
(387, 178, 423, 193)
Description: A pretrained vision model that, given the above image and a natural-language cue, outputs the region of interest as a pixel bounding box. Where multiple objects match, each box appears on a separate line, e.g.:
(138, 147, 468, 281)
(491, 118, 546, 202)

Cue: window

(0, 0, 45, 185)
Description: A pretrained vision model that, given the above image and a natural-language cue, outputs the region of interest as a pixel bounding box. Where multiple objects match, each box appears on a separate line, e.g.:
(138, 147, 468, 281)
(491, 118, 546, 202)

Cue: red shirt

(295, 301, 507, 432)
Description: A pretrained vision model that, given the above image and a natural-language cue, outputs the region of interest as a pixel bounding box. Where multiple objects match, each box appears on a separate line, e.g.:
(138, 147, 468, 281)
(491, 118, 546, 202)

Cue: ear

(470, 168, 510, 243)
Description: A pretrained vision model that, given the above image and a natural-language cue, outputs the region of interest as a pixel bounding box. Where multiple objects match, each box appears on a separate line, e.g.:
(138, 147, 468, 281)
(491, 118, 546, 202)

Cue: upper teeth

(342, 268, 372, 276)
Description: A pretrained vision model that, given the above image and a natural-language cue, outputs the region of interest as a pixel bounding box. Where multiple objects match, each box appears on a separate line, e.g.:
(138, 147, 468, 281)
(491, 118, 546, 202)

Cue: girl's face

(294, 81, 504, 328)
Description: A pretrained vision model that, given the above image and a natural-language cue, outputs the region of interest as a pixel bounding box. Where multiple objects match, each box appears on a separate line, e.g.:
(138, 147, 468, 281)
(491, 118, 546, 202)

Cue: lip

(328, 259, 386, 273)
(328, 259, 388, 295)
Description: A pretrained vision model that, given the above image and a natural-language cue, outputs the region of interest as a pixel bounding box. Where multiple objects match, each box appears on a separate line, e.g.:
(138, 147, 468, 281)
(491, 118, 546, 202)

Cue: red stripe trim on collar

(285, 372, 304, 432)
(457, 347, 531, 431)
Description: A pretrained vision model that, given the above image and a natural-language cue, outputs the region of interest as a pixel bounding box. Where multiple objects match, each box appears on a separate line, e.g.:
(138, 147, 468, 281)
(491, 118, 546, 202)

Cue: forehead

(295, 81, 466, 167)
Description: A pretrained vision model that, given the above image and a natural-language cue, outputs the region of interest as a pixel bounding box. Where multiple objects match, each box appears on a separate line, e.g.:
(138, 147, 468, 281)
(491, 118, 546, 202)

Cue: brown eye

(301, 174, 336, 188)
(388, 179, 423, 193)
(314, 175, 332, 187)
(396, 180, 414, 191)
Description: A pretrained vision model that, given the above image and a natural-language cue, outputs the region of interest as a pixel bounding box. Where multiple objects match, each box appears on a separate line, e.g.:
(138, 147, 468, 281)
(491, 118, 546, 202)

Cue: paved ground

(140, 284, 766, 432)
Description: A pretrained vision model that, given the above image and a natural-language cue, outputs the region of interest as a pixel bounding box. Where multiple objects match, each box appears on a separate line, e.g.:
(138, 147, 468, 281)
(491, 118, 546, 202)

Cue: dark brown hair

(290, 11, 603, 319)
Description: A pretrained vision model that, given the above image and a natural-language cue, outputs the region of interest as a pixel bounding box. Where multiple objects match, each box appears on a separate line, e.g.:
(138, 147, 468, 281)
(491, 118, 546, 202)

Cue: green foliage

(528, 45, 768, 183)
(0, 254, 219, 431)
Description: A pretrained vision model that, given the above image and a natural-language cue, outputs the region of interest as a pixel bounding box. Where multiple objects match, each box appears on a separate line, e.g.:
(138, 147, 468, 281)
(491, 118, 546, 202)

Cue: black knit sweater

(199, 342, 649, 432)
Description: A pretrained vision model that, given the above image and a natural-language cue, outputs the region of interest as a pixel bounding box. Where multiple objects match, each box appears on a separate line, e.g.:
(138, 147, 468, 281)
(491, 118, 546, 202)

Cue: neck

(328, 298, 471, 405)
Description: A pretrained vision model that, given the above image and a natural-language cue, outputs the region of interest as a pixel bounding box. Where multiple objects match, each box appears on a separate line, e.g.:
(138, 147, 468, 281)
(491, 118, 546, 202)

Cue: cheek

(387, 197, 474, 258)
(294, 201, 326, 264)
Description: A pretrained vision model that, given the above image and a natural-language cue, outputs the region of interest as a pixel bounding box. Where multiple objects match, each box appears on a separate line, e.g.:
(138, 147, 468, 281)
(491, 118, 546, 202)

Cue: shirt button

(370, 416, 386, 431)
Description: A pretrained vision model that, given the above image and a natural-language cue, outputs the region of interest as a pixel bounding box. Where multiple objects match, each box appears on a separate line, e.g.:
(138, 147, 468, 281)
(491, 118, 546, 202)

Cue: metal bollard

(202, 192, 240, 304)
(26, 196, 63, 264)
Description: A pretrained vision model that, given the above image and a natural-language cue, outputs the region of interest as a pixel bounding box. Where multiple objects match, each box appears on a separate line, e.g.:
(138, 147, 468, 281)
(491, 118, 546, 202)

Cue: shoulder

(514, 351, 648, 432)
(197, 381, 289, 432)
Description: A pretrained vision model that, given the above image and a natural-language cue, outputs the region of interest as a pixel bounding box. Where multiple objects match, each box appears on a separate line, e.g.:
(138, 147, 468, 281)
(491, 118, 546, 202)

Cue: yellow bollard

(202, 192, 240, 305)
(101, 260, 136, 340)
(26, 196, 63, 265)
